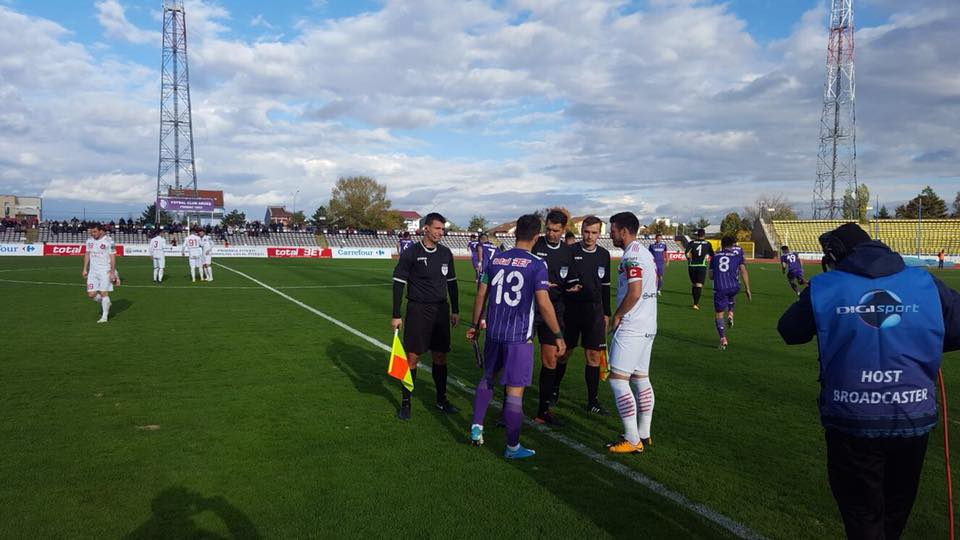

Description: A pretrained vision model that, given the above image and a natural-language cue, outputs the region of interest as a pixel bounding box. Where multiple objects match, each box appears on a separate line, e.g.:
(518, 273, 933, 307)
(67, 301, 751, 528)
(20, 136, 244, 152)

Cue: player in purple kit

(467, 214, 566, 459)
(467, 233, 480, 280)
(780, 245, 806, 296)
(710, 237, 752, 349)
(397, 231, 414, 255)
(648, 233, 668, 295)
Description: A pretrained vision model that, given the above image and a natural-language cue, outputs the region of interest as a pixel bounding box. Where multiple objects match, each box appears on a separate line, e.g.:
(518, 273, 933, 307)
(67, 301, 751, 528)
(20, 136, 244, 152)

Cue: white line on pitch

(0, 277, 390, 291)
(215, 261, 766, 540)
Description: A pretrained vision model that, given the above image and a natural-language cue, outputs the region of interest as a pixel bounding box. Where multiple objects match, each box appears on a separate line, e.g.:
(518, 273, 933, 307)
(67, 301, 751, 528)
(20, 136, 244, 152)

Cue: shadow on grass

(326, 339, 399, 411)
(123, 486, 261, 540)
(111, 298, 133, 318)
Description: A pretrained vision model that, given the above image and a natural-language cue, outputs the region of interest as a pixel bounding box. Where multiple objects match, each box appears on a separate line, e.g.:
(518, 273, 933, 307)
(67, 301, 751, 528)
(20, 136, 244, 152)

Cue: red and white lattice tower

(813, 0, 857, 219)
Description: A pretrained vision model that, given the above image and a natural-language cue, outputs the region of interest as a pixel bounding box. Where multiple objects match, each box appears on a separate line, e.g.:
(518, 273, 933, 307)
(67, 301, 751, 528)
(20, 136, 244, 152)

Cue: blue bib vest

(810, 267, 944, 437)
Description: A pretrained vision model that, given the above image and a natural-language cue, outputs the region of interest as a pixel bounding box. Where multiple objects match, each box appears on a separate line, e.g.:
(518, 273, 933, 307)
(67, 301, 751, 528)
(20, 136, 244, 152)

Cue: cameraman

(778, 223, 960, 539)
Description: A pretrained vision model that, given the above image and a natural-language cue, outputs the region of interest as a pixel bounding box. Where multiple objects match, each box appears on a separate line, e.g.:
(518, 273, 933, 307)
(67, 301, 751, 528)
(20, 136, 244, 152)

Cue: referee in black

(532, 209, 574, 425)
(391, 212, 460, 420)
(556, 215, 611, 415)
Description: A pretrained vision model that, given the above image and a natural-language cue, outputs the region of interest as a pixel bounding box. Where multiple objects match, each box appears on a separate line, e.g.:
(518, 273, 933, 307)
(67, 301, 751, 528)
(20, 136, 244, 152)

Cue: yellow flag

(387, 330, 414, 391)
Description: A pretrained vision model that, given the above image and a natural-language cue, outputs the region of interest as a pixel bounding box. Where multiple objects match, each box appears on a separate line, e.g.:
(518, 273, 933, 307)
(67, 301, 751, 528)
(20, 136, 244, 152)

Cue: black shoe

(534, 410, 564, 427)
(640, 436, 652, 449)
(436, 400, 460, 414)
(586, 402, 609, 416)
(396, 403, 411, 420)
(550, 389, 560, 407)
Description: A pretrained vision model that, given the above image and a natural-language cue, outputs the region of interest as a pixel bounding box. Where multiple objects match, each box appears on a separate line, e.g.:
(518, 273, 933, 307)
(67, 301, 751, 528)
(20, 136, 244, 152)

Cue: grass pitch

(1, 256, 958, 539)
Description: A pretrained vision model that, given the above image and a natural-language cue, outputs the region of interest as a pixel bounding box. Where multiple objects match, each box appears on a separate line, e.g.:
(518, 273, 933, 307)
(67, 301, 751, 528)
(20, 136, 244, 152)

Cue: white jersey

(149, 236, 167, 257)
(183, 234, 203, 257)
(616, 239, 658, 334)
(200, 236, 213, 255)
(85, 235, 115, 272)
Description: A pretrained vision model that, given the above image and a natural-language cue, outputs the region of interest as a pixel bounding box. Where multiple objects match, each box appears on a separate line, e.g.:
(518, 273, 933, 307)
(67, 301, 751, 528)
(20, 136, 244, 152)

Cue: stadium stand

(770, 219, 960, 256)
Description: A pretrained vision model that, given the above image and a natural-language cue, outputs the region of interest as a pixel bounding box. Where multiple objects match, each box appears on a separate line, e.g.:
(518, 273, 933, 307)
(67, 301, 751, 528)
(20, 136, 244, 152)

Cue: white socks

(100, 296, 111, 319)
(203, 266, 213, 280)
(632, 376, 655, 439)
(158, 269, 164, 281)
(92, 294, 102, 303)
(610, 378, 640, 445)
(153, 268, 159, 281)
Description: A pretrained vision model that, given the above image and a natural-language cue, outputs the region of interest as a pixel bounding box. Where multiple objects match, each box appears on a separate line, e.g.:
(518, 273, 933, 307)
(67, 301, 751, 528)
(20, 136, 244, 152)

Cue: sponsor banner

(666, 251, 685, 262)
(44, 243, 85, 256)
(267, 247, 332, 258)
(0, 243, 43, 256)
(331, 247, 391, 259)
(157, 196, 216, 212)
(212, 246, 267, 258)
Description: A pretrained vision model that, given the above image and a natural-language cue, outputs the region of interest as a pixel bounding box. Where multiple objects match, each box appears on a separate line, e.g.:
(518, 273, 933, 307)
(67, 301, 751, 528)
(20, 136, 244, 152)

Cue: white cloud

(42, 172, 155, 203)
(95, 0, 158, 45)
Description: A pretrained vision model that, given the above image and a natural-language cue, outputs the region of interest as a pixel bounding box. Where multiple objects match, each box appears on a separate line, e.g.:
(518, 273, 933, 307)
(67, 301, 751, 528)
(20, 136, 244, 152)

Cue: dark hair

(609, 212, 640, 235)
(781, 245, 789, 252)
(402, 232, 410, 238)
(655, 233, 663, 238)
(545, 209, 568, 227)
(422, 212, 445, 228)
(515, 214, 542, 242)
(479, 232, 489, 241)
(696, 228, 705, 237)
(469, 233, 477, 239)
(564, 231, 576, 240)
(721, 236, 735, 248)
(581, 215, 602, 230)
(90, 223, 103, 230)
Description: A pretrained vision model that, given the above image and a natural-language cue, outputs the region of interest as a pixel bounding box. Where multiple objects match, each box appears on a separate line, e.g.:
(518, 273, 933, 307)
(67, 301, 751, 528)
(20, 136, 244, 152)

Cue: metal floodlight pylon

(156, 0, 199, 221)
(813, 0, 857, 219)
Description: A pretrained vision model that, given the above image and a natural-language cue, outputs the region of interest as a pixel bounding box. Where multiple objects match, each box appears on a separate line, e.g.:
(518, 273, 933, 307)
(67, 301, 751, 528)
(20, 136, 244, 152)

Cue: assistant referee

(392, 212, 460, 420)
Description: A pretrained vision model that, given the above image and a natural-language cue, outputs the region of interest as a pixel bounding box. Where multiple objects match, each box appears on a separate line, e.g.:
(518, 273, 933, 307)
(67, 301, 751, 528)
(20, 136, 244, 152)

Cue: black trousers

(825, 429, 929, 540)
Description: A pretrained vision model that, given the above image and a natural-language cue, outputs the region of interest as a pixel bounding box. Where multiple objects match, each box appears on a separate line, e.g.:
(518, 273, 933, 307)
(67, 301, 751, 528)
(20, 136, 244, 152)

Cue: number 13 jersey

(481, 248, 550, 343)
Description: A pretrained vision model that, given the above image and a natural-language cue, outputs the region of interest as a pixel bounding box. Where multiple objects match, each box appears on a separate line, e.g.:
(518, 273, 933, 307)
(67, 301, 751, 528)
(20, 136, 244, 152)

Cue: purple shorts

(787, 271, 805, 283)
(655, 262, 664, 276)
(483, 340, 534, 387)
(714, 288, 739, 313)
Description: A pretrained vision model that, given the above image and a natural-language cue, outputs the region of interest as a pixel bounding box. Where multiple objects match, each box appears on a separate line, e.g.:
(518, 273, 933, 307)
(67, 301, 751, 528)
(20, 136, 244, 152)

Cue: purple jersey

(468, 240, 480, 266)
(781, 252, 803, 275)
(398, 239, 414, 254)
(481, 249, 550, 343)
(648, 242, 667, 265)
(479, 242, 498, 273)
(710, 249, 743, 291)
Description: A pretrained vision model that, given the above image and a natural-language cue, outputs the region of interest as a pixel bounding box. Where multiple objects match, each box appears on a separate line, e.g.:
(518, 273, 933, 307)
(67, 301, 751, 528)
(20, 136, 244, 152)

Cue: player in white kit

(199, 229, 214, 281)
(148, 231, 167, 283)
(606, 212, 659, 454)
(182, 229, 203, 282)
(82, 224, 117, 323)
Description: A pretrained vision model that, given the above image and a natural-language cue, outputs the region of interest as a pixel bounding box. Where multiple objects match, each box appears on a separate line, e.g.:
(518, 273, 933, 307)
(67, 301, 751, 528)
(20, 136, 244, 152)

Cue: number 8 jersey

(481, 248, 550, 343)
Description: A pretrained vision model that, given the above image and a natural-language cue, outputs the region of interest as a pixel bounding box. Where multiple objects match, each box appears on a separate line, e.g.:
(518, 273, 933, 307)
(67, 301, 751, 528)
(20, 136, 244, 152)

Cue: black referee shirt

(533, 236, 574, 304)
(393, 241, 457, 304)
(566, 242, 611, 308)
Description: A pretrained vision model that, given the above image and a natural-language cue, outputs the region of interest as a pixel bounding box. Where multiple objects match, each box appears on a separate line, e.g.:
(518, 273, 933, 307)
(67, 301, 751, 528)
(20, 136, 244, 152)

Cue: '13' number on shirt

(718, 256, 730, 273)
(491, 269, 524, 307)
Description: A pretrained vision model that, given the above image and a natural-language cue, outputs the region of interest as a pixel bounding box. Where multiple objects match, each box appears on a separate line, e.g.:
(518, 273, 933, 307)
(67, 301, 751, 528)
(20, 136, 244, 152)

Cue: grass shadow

(123, 486, 261, 540)
(110, 298, 133, 318)
(326, 339, 400, 410)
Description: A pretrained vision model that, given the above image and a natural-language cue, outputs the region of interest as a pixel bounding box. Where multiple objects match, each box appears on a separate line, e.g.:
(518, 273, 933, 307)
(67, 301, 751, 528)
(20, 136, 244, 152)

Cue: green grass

(0, 256, 958, 539)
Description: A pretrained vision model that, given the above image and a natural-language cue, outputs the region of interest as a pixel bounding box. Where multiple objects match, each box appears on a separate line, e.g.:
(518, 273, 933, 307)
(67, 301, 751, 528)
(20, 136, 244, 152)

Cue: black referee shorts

(562, 301, 605, 350)
(688, 266, 707, 285)
(535, 300, 565, 346)
(403, 301, 451, 355)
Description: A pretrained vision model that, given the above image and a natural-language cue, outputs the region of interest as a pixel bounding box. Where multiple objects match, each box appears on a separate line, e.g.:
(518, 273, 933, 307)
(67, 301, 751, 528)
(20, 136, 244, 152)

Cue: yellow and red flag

(387, 330, 414, 391)
(599, 344, 610, 382)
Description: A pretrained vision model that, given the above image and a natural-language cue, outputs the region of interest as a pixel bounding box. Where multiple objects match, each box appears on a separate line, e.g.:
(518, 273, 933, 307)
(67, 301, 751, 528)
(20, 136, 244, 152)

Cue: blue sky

(1, 0, 958, 224)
